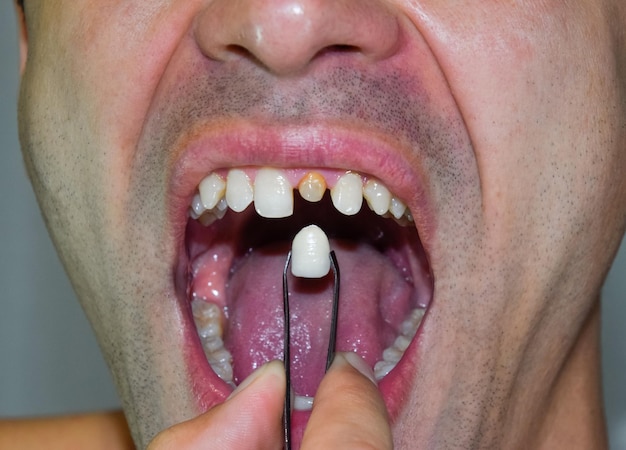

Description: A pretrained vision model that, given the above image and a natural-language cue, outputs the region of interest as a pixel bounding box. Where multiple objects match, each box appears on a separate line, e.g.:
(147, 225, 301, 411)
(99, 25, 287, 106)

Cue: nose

(194, 0, 401, 75)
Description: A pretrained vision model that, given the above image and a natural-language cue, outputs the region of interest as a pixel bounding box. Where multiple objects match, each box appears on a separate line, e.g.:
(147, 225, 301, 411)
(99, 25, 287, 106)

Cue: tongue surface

(224, 239, 413, 396)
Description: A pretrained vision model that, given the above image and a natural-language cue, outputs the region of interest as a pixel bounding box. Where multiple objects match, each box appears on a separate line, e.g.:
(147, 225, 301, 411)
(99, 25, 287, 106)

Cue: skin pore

(13, 0, 626, 448)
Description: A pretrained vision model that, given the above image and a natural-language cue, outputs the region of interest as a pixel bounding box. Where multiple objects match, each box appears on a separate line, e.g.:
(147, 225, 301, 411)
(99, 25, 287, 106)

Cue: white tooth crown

(190, 193, 204, 219)
(331, 172, 363, 216)
(190, 168, 413, 225)
(295, 395, 314, 411)
(199, 173, 226, 210)
(389, 196, 407, 219)
(291, 224, 331, 278)
(363, 179, 391, 215)
(226, 169, 253, 212)
(374, 308, 424, 380)
(254, 168, 293, 218)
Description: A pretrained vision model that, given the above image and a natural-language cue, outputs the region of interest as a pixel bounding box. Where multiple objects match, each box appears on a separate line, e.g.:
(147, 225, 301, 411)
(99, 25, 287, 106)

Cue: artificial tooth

(291, 224, 331, 278)
(331, 172, 363, 215)
(298, 172, 327, 202)
(363, 179, 391, 215)
(199, 173, 226, 210)
(254, 168, 294, 218)
(389, 196, 407, 219)
(226, 169, 253, 212)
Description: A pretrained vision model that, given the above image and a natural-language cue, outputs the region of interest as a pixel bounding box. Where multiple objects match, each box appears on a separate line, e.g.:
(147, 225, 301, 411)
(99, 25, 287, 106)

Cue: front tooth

(291, 224, 331, 278)
(254, 168, 294, 218)
(389, 196, 407, 219)
(298, 172, 327, 202)
(331, 172, 363, 215)
(225, 169, 253, 212)
(199, 173, 226, 210)
(363, 179, 391, 215)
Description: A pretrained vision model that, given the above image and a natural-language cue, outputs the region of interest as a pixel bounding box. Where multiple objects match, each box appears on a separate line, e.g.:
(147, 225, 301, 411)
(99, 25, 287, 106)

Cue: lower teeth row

(191, 298, 425, 407)
(191, 300, 236, 388)
(373, 308, 424, 380)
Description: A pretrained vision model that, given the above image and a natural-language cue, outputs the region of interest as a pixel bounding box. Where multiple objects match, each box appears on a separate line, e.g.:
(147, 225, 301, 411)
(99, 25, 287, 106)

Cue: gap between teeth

(189, 168, 414, 226)
(191, 297, 425, 409)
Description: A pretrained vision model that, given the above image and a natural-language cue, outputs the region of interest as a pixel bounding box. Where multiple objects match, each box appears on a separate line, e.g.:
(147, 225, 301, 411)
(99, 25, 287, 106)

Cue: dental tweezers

(282, 250, 340, 450)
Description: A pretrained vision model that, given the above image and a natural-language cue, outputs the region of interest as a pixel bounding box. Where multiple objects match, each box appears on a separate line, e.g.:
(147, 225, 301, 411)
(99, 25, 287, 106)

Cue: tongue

(224, 239, 413, 396)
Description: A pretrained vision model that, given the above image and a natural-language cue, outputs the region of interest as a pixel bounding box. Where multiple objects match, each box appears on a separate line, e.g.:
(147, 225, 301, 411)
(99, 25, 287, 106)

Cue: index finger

(301, 352, 393, 449)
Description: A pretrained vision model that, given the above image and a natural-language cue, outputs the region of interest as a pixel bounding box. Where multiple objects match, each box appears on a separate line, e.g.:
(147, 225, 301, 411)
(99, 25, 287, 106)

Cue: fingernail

(334, 352, 377, 385)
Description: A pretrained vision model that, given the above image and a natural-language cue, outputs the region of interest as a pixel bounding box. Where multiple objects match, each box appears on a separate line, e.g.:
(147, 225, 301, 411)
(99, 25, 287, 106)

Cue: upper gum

(199, 167, 380, 191)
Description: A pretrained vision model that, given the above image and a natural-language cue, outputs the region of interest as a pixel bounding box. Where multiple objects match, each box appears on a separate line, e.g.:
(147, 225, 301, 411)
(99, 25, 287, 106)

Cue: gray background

(1, 2, 625, 448)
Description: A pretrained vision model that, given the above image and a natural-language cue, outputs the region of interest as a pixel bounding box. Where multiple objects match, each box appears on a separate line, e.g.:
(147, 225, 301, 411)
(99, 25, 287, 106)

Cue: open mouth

(181, 165, 433, 440)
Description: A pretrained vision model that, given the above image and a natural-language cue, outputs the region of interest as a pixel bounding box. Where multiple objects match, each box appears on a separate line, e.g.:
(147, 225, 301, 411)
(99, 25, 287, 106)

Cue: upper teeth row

(189, 168, 413, 225)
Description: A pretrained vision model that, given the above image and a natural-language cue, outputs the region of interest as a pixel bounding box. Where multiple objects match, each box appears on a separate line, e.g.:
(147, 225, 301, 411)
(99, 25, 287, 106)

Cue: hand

(301, 352, 393, 449)
(0, 411, 133, 450)
(148, 352, 392, 449)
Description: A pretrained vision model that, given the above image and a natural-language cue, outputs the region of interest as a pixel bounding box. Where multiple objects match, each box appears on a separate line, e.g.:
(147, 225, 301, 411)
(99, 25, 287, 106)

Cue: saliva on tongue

(224, 224, 413, 397)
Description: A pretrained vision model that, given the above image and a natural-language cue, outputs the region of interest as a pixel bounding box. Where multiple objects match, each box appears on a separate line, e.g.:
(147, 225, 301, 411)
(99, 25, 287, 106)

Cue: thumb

(148, 360, 285, 450)
(301, 352, 393, 449)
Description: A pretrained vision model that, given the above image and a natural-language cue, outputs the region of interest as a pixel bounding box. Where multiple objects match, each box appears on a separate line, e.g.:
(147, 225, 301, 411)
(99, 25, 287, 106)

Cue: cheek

(403, 1, 626, 297)
(18, 0, 185, 236)
(67, 0, 197, 151)
(18, 31, 110, 277)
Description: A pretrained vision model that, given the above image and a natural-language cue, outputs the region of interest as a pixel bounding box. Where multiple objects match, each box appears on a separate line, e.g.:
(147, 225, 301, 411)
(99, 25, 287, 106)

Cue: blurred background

(1, 2, 624, 448)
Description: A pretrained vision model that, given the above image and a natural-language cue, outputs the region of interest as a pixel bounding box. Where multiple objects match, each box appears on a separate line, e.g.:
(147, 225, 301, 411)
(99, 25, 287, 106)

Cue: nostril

(319, 44, 361, 55)
(221, 43, 363, 73)
(224, 44, 272, 70)
(312, 44, 362, 64)
(225, 44, 254, 59)
(195, 0, 402, 76)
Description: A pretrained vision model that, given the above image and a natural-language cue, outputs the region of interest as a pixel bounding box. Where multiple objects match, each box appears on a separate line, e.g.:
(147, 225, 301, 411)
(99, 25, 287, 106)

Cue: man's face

(17, 0, 626, 447)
